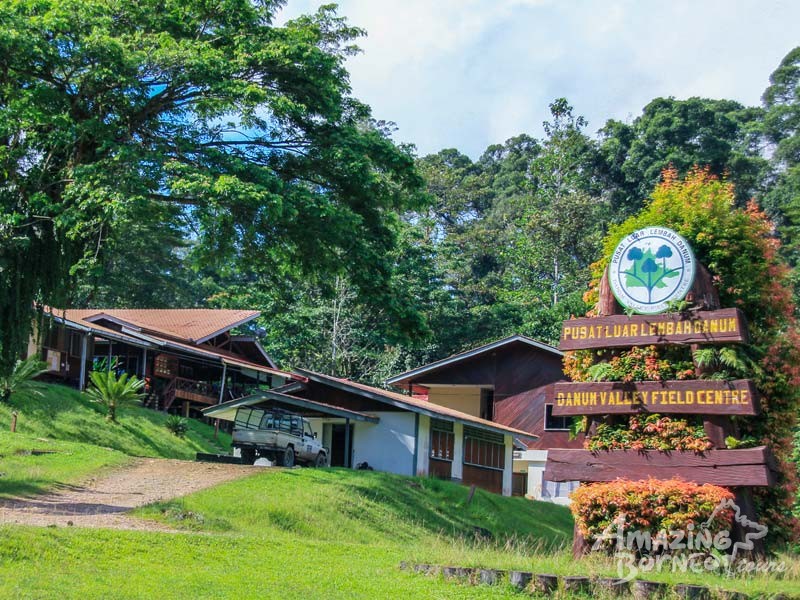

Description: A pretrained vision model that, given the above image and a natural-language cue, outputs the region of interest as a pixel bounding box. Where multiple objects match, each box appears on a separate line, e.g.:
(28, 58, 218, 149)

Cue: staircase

(162, 377, 177, 411)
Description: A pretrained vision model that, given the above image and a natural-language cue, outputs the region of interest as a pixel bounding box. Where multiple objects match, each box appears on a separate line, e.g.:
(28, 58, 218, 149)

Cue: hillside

(0, 384, 230, 498)
(1, 467, 797, 598)
(0, 468, 576, 599)
(0, 384, 229, 458)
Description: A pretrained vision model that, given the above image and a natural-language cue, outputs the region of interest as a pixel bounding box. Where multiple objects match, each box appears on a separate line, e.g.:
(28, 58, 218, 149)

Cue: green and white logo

(608, 227, 696, 315)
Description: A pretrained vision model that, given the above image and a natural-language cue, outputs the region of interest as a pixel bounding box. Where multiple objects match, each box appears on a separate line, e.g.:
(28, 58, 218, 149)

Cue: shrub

(165, 415, 189, 438)
(84, 370, 145, 422)
(0, 356, 48, 402)
(571, 478, 734, 554)
(587, 414, 712, 452)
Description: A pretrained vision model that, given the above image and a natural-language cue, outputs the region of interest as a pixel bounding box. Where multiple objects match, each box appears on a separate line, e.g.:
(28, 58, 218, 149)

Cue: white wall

(513, 449, 574, 505)
(502, 435, 513, 497)
(416, 414, 430, 476)
(352, 412, 417, 476)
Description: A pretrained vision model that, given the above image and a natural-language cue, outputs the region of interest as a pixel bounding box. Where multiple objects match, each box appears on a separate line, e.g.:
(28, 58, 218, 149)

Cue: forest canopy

(0, 0, 426, 373)
(0, 1, 798, 388)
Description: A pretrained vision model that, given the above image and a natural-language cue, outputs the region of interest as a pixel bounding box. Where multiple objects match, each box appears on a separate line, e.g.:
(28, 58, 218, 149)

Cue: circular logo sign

(608, 227, 696, 314)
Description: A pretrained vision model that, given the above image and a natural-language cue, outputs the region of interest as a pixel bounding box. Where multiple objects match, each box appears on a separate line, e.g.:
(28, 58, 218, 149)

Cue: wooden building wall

(406, 342, 584, 449)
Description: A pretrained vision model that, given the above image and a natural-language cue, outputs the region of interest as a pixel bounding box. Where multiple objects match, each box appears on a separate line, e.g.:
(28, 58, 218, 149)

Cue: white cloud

(278, 0, 800, 157)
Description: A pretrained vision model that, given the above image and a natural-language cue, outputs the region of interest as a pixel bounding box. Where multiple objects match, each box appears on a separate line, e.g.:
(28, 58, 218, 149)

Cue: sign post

(544, 227, 772, 557)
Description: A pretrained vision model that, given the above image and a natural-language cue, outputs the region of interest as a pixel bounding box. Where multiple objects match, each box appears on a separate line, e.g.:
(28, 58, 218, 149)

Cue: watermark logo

(589, 499, 785, 582)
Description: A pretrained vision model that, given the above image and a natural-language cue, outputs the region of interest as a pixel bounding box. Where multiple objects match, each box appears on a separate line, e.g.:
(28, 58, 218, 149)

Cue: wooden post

(183, 401, 190, 418)
(703, 415, 736, 449)
(10, 411, 17, 433)
(572, 522, 590, 558)
(466, 484, 477, 505)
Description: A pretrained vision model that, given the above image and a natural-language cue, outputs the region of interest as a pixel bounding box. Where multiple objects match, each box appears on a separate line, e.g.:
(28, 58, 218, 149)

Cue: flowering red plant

(571, 477, 734, 554)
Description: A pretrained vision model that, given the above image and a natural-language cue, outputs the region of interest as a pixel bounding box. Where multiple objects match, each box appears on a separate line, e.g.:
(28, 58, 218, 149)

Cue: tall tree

(761, 47, 800, 274)
(0, 0, 426, 372)
(598, 97, 766, 216)
(503, 99, 608, 342)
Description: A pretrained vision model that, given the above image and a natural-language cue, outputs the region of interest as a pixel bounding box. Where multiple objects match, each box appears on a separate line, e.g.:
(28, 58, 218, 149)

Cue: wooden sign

(551, 379, 759, 416)
(543, 446, 776, 487)
(559, 308, 748, 351)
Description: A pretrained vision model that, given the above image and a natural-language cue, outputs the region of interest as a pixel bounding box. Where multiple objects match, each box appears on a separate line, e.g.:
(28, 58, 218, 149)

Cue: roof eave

(294, 368, 538, 441)
(193, 312, 261, 344)
(386, 334, 562, 387)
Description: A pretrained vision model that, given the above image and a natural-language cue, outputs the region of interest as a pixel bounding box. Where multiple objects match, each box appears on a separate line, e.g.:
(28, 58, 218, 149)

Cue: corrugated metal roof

(203, 390, 380, 423)
(64, 309, 260, 344)
(47, 308, 293, 380)
(295, 368, 538, 441)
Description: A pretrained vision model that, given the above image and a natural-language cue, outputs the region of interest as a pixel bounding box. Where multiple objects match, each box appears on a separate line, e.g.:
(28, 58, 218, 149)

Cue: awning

(203, 389, 379, 424)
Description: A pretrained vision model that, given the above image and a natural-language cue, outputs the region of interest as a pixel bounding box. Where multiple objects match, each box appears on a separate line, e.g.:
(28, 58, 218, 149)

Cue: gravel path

(0, 458, 256, 531)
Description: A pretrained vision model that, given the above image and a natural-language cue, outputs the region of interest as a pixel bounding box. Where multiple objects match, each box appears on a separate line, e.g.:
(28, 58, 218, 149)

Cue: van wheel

(314, 453, 326, 468)
(282, 446, 295, 468)
(240, 448, 256, 464)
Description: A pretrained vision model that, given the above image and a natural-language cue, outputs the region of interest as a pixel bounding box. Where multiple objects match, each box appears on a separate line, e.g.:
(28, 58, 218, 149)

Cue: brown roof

(294, 368, 538, 440)
(64, 309, 260, 343)
(48, 307, 294, 380)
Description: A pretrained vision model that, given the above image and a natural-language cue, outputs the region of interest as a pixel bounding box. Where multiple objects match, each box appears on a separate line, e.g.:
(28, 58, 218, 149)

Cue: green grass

(0, 384, 230, 461)
(0, 468, 575, 599)
(0, 384, 231, 498)
(134, 468, 574, 547)
(0, 434, 128, 498)
(0, 385, 795, 597)
(0, 467, 797, 598)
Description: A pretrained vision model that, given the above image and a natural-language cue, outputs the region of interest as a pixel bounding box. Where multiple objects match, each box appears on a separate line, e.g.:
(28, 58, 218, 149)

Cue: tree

(84, 370, 145, 422)
(0, 356, 48, 403)
(0, 0, 426, 373)
(598, 97, 767, 216)
(761, 47, 800, 276)
(503, 99, 608, 341)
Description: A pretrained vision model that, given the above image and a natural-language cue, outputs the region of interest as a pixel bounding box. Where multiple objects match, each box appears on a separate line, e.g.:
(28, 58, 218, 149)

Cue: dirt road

(0, 458, 255, 531)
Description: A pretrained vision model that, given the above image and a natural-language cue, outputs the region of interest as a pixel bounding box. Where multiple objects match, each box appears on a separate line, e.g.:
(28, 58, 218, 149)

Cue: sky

(278, 0, 800, 159)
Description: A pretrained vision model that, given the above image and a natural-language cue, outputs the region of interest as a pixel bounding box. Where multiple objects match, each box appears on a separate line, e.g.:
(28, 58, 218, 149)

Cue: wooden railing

(163, 377, 177, 411)
(172, 377, 218, 406)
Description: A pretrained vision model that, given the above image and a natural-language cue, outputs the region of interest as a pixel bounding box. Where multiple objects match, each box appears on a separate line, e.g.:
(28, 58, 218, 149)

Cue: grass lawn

(0, 384, 230, 461)
(0, 434, 128, 498)
(0, 467, 797, 598)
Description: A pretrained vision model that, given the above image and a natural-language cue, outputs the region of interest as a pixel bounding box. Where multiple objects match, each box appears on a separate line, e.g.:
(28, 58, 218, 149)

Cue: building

(386, 335, 582, 503)
(29, 308, 295, 416)
(204, 368, 537, 496)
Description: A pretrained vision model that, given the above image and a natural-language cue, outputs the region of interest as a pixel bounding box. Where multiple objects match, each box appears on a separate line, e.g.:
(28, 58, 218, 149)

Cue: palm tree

(0, 356, 48, 403)
(84, 370, 145, 422)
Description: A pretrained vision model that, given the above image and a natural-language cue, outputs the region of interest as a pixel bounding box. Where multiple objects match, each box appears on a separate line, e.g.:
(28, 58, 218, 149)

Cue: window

(430, 419, 454, 461)
(304, 421, 314, 438)
(260, 412, 277, 430)
(544, 404, 571, 431)
(291, 416, 303, 435)
(463, 426, 505, 470)
(68, 332, 83, 358)
(235, 407, 266, 430)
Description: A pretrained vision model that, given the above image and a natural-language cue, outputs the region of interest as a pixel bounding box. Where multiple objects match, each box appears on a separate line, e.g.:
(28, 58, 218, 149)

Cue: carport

(204, 389, 380, 468)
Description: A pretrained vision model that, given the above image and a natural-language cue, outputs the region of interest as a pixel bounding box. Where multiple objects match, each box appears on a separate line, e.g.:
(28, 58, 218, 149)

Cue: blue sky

(279, 0, 799, 159)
